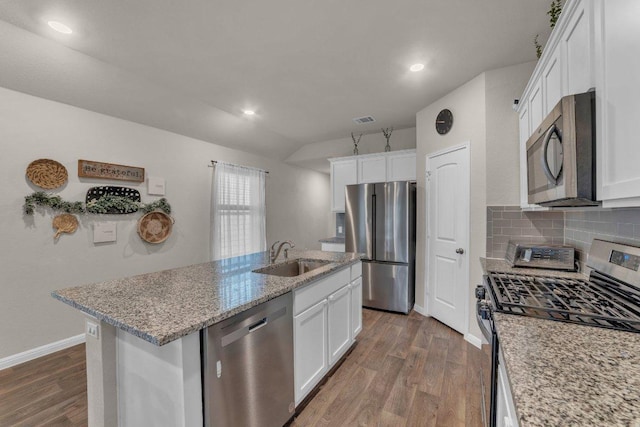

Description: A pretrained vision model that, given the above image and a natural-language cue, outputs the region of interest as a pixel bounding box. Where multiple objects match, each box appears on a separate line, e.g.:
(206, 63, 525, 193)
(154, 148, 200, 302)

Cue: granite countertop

(53, 249, 362, 346)
(319, 236, 345, 244)
(494, 313, 640, 427)
(480, 257, 586, 280)
(480, 258, 640, 426)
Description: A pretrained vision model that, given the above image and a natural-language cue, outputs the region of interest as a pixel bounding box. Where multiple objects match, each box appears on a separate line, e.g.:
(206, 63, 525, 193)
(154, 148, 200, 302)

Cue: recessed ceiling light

(48, 21, 73, 34)
(243, 110, 255, 116)
(409, 63, 425, 72)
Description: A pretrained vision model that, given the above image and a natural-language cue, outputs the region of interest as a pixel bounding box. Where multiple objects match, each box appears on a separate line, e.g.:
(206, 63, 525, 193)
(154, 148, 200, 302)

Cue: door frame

(424, 142, 471, 337)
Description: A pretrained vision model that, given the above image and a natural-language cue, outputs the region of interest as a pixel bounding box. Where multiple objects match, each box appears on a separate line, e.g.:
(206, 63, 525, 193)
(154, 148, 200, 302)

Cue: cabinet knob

(456, 248, 465, 254)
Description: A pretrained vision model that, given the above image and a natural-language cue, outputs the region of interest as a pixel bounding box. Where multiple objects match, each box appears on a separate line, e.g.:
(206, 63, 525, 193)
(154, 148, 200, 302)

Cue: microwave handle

(541, 124, 562, 185)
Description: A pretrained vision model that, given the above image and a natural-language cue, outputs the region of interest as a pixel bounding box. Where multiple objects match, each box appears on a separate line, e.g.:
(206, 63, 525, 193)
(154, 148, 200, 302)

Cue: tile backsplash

(487, 206, 640, 271)
(565, 208, 640, 267)
(486, 206, 564, 258)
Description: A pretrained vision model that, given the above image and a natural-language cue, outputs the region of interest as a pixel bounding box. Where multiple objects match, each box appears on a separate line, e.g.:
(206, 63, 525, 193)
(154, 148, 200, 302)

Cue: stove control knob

(475, 285, 486, 300)
(478, 301, 491, 320)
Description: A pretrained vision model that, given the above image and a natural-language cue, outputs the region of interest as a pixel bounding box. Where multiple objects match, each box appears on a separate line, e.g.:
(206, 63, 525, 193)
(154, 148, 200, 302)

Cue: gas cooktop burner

(486, 271, 640, 332)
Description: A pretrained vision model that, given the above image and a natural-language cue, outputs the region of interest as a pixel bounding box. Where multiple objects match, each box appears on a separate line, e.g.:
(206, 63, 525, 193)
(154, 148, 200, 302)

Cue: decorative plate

(26, 159, 68, 189)
(52, 214, 79, 240)
(137, 211, 173, 244)
(86, 186, 141, 214)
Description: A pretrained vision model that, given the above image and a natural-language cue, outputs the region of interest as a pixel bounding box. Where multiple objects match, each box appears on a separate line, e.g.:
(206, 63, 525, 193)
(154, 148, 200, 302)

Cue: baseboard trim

(413, 304, 428, 316)
(465, 333, 483, 349)
(0, 334, 85, 371)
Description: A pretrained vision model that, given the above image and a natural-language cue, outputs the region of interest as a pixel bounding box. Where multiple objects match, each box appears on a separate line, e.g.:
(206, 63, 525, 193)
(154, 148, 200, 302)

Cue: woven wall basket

(52, 214, 79, 240)
(137, 211, 173, 244)
(26, 159, 68, 189)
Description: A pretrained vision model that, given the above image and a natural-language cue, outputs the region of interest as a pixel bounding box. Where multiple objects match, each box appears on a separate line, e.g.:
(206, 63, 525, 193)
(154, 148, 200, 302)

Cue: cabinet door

(330, 159, 357, 212)
(596, 0, 640, 206)
(358, 156, 387, 183)
(386, 152, 416, 181)
(496, 357, 519, 427)
(350, 277, 363, 338)
(563, 0, 593, 94)
(294, 300, 328, 404)
(327, 285, 351, 365)
(518, 104, 531, 209)
(528, 80, 544, 132)
(542, 49, 563, 114)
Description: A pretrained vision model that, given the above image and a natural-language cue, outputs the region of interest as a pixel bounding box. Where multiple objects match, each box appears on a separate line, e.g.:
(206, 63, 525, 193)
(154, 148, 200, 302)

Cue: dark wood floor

(0, 343, 87, 426)
(0, 310, 489, 427)
(292, 309, 491, 427)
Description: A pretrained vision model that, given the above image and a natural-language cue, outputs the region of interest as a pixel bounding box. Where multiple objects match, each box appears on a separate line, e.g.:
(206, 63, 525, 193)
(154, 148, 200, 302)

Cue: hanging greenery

(141, 198, 172, 214)
(23, 191, 171, 216)
(534, 0, 564, 59)
(86, 195, 140, 214)
(24, 192, 85, 215)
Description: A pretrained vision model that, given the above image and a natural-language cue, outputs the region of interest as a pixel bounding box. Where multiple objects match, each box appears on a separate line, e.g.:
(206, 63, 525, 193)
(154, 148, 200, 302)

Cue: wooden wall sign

(78, 159, 145, 183)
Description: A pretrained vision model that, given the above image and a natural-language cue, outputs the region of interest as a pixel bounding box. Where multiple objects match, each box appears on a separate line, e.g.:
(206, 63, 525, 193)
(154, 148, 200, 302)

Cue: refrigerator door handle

(371, 193, 376, 260)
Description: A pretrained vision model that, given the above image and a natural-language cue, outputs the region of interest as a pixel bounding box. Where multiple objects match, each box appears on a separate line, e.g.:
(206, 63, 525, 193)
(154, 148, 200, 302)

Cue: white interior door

(426, 145, 469, 335)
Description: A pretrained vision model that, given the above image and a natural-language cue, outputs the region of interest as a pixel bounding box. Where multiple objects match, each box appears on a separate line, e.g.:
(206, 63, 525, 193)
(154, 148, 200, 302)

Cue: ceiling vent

(352, 116, 376, 124)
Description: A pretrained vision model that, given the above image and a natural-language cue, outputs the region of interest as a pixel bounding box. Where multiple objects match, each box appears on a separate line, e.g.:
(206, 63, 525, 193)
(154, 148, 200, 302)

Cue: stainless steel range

(476, 239, 640, 427)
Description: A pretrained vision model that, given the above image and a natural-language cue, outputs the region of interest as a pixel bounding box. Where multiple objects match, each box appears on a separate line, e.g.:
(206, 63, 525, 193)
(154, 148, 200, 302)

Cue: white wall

(416, 74, 487, 339)
(485, 61, 537, 205)
(0, 87, 330, 359)
(286, 127, 416, 173)
(416, 62, 534, 340)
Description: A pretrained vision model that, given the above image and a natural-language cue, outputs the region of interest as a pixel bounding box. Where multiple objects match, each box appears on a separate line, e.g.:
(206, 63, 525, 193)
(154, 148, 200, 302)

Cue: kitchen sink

(253, 259, 333, 277)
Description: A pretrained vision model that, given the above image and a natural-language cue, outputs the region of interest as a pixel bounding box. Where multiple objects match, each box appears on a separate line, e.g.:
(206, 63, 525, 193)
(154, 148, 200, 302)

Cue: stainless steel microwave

(526, 91, 598, 207)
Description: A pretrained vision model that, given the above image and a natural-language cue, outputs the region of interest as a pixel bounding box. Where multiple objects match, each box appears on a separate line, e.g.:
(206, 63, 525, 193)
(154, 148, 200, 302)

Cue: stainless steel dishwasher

(202, 292, 295, 427)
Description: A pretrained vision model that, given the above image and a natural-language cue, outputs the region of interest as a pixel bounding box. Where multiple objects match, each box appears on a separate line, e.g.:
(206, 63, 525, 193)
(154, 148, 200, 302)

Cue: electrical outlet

(338, 226, 343, 233)
(86, 320, 99, 339)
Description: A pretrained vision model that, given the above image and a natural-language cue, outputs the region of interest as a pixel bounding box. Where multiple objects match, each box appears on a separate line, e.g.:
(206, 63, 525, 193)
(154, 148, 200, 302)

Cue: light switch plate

(147, 176, 166, 196)
(93, 222, 117, 243)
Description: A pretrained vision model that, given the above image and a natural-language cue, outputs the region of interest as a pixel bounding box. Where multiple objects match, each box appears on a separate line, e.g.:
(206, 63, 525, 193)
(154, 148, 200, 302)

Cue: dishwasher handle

(220, 306, 287, 347)
(248, 317, 268, 332)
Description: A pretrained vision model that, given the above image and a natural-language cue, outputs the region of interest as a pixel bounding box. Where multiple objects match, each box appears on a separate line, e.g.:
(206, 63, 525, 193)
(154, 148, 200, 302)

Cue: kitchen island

(53, 249, 363, 427)
(481, 258, 640, 426)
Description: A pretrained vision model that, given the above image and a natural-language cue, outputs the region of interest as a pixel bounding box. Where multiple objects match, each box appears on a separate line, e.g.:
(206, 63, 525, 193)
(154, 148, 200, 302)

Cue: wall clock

(435, 109, 453, 135)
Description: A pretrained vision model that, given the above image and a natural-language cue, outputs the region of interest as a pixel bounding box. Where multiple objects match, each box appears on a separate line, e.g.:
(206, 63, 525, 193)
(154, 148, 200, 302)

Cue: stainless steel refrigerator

(345, 181, 416, 314)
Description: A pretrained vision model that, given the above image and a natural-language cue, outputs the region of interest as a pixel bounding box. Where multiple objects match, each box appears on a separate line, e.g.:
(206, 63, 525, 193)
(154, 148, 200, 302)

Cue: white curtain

(211, 162, 267, 260)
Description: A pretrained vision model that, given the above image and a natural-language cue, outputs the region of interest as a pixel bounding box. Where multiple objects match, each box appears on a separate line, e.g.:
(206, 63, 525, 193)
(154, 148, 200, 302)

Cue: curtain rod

(208, 160, 269, 174)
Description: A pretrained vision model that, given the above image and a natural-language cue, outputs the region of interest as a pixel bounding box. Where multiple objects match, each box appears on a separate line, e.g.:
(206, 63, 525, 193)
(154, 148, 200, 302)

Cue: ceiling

(0, 0, 551, 160)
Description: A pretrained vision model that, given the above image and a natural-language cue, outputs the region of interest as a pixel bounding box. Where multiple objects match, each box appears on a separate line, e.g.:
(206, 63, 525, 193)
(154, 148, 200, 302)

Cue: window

(211, 162, 266, 260)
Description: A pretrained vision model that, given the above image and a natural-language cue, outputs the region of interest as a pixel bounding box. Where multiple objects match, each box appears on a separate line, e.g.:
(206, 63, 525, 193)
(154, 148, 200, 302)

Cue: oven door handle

(476, 300, 493, 341)
(541, 123, 563, 185)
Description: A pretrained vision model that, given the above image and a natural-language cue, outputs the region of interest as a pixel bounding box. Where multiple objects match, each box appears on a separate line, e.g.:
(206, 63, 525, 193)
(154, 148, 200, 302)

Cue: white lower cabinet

(328, 285, 351, 365)
(350, 277, 363, 337)
(294, 300, 328, 404)
(293, 262, 363, 405)
(497, 351, 519, 427)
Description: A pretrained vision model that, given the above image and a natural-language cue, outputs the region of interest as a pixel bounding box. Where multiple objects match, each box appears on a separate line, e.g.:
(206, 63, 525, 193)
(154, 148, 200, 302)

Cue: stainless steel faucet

(270, 240, 295, 263)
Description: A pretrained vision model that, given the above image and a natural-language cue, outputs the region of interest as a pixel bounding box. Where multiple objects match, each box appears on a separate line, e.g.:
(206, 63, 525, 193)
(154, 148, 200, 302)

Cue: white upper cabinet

(518, 0, 640, 208)
(517, 0, 595, 209)
(563, 1, 593, 95)
(358, 156, 387, 183)
(595, 0, 640, 207)
(542, 49, 563, 114)
(528, 80, 544, 133)
(387, 152, 417, 182)
(329, 149, 416, 212)
(330, 159, 357, 212)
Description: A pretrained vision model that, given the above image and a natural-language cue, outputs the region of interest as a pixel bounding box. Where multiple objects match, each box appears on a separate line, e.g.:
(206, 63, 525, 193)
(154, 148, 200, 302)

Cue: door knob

(456, 248, 465, 254)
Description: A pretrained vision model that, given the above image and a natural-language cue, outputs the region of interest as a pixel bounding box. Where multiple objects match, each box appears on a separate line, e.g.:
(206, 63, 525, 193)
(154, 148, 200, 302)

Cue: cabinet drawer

(294, 268, 350, 315)
(350, 262, 362, 281)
